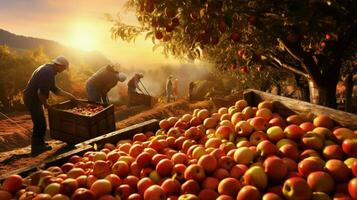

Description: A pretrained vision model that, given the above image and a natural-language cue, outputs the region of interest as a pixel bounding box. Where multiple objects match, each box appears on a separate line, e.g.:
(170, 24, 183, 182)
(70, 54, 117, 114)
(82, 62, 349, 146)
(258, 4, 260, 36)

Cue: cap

(52, 56, 69, 69)
(117, 72, 127, 82)
(136, 73, 144, 78)
(169, 75, 173, 79)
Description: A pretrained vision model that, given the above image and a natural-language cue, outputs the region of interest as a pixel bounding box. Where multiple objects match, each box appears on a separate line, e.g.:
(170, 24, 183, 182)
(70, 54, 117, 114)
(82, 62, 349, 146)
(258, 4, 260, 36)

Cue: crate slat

(243, 89, 357, 130)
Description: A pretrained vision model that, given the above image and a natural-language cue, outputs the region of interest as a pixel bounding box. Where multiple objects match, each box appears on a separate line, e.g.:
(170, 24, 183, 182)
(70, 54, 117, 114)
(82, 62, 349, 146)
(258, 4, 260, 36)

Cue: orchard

(1, 99, 357, 199)
(110, 0, 357, 109)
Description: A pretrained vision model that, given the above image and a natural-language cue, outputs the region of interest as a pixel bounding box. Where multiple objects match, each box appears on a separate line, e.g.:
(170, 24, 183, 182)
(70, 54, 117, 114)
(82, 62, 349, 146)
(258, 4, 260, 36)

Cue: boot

(31, 141, 52, 156)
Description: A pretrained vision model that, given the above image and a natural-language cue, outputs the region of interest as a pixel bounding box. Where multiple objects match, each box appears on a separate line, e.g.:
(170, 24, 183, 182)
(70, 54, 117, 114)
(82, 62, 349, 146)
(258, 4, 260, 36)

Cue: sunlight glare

(69, 22, 98, 51)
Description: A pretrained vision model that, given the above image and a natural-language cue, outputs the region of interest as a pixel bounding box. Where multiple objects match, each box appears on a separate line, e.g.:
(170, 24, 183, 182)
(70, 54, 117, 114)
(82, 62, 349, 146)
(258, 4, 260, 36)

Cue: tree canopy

(111, 0, 357, 107)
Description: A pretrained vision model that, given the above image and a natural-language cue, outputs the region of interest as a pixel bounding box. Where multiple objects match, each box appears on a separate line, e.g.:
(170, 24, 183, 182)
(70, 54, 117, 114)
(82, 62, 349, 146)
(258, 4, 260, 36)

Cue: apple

(348, 178, 357, 199)
(218, 156, 235, 170)
(152, 154, 169, 166)
(216, 125, 234, 140)
(178, 194, 199, 200)
(299, 122, 315, 132)
(161, 178, 181, 196)
(342, 138, 357, 157)
(267, 126, 285, 142)
(144, 185, 166, 200)
(47, 166, 63, 176)
(283, 177, 312, 200)
(2, 174, 23, 193)
(59, 178, 78, 196)
(33, 193, 53, 200)
(136, 152, 153, 168)
(93, 160, 111, 178)
(268, 116, 286, 128)
(90, 179, 112, 198)
(149, 170, 161, 183)
(298, 157, 325, 178)
(250, 117, 267, 131)
(231, 112, 244, 126)
(262, 193, 283, 200)
(302, 132, 325, 150)
(198, 189, 219, 200)
(219, 142, 236, 154)
(286, 114, 304, 125)
(123, 175, 139, 190)
(127, 193, 142, 200)
(112, 161, 129, 178)
(250, 131, 268, 146)
(300, 149, 320, 160)
(181, 179, 200, 195)
(242, 106, 255, 120)
(352, 159, 357, 177)
(256, 108, 273, 121)
(213, 168, 230, 180)
(172, 164, 186, 182)
(191, 146, 206, 159)
(313, 115, 334, 129)
(256, 140, 278, 158)
(235, 100, 248, 111)
(234, 147, 255, 165)
(217, 177, 241, 196)
(307, 171, 334, 193)
(243, 166, 268, 190)
(235, 121, 253, 137)
(284, 125, 305, 141)
(105, 174, 121, 189)
(202, 177, 220, 190)
(137, 177, 154, 195)
(94, 151, 107, 161)
(323, 144, 344, 160)
(264, 156, 288, 181)
(311, 192, 330, 200)
(230, 164, 247, 179)
(325, 159, 351, 183)
(44, 182, 61, 196)
(51, 194, 70, 200)
(184, 164, 205, 182)
(333, 193, 352, 200)
(333, 128, 356, 142)
(71, 188, 95, 200)
(115, 184, 132, 199)
(156, 159, 173, 177)
(278, 144, 299, 160)
(236, 185, 261, 200)
(276, 139, 297, 149)
(198, 154, 217, 173)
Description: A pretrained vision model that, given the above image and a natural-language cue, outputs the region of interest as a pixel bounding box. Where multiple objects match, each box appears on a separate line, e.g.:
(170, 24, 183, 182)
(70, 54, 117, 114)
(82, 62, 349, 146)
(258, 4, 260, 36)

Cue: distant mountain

(0, 28, 111, 69)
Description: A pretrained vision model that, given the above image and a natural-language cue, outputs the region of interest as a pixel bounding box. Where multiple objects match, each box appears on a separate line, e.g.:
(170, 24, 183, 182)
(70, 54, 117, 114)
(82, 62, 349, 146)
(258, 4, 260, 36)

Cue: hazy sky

(0, 0, 179, 67)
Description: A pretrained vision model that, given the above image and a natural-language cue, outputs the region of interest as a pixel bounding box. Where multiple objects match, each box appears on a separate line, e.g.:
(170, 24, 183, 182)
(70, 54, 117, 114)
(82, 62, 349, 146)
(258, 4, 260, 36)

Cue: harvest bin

(48, 99, 116, 144)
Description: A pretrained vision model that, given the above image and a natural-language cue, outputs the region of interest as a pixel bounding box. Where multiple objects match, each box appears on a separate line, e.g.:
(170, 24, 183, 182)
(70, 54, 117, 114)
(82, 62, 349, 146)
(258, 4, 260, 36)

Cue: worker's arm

(101, 92, 109, 104)
(38, 93, 50, 108)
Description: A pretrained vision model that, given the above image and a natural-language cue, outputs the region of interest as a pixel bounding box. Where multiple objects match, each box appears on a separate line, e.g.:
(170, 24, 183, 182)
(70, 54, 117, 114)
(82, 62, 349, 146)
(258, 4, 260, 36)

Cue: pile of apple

(1, 99, 357, 200)
(67, 105, 104, 116)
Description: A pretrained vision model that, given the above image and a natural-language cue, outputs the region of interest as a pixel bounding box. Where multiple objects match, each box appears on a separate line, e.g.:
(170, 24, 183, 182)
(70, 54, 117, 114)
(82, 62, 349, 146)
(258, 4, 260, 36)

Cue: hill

(0, 28, 111, 69)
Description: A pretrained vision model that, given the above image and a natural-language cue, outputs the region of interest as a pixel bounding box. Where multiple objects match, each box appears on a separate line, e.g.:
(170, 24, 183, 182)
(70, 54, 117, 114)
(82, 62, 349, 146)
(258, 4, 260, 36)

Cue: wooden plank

(243, 89, 357, 130)
(0, 145, 92, 182)
(75, 119, 160, 148)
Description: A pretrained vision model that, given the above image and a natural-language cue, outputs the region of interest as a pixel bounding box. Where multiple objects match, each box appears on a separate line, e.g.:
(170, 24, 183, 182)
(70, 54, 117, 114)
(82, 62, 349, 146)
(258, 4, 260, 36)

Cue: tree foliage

(111, 0, 357, 107)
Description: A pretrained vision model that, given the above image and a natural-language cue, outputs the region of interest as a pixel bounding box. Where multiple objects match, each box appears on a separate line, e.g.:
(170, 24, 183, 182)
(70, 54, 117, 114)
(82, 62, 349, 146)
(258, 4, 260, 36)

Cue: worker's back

(87, 66, 118, 93)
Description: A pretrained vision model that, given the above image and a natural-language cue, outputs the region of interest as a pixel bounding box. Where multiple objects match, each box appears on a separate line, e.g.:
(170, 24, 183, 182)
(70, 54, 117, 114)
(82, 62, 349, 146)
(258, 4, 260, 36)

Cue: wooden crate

(128, 92, 154, 107)
(48, 100, 116, 144)
(0, 119, 159, 181)
(243, 89, 357, 130)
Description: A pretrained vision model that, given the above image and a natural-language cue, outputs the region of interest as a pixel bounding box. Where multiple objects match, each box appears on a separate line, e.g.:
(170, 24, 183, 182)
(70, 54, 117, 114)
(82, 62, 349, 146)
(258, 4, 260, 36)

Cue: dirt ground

(0, 98, 229, 175)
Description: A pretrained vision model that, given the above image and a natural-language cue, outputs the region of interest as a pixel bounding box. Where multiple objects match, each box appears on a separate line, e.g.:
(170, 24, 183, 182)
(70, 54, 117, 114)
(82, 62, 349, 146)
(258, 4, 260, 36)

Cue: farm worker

(166, 75, 173, 102)
(23, 56, 76, 155)
(86, 65, 127, 104)
(127, 73, 144, 95)
(173, 78, 179, 101)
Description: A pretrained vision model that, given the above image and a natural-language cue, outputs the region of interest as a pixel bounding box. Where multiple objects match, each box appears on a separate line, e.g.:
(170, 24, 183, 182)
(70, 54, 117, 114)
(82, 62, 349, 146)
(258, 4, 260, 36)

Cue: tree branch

(277, 38, 321, 83)
(266, 54, 310, 79)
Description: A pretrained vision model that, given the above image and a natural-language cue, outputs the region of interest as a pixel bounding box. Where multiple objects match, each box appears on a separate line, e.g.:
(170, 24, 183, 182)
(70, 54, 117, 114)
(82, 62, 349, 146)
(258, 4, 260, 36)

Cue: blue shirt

(23, 64, 59, 104)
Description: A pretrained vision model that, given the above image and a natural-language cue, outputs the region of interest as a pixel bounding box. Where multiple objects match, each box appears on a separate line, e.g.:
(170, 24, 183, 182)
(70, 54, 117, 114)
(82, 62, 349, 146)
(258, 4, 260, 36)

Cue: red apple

(307, 171, 334, 193)
(352, 159, 357, 177)
(325, 159, 351, 183)
(178, 194, 199, 200)
(284, 125, 305, 141)
(302, 132, 325, 150)
(235, 121, 253, 137)
(2, 174, 23, 193)
(181, 180, 200, 195)
(348, 178, 357, 200)
(262, 193, 283, 200)
(71, 188, 95, 200)
(236, 185, 261, 200)
(143, 185, 165, 200)
(342, 138, 357, 157)
(323, 144, 344, 160)
(184, 164, 205, 182)
(250, 117, 267, 131)
(198, 154, 217, 173)
(217, 177, 241, 196)
(298, 157, 325, 178)
(198, 189, 219, 200)
(115, 184, 133, 200)
(90, 179, 112, 198)
(264, 156, 288, 181)
(156, 159, 173, 177)
(161, 178, 181, 196)
(267, 126, 285, 143)
(256, 140, 278, 158)
(278, 144, 299, 160)
(202, 177, 220, 190)
(112, 161, 129, 178)
(313, 115, 334, 129)
(333, 128, 356, 142)
(282, 177, 312, 200)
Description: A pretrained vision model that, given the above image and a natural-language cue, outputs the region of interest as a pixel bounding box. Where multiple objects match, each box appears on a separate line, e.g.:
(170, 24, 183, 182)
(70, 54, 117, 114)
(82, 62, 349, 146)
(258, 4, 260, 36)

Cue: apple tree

(110, 0, 357, 108)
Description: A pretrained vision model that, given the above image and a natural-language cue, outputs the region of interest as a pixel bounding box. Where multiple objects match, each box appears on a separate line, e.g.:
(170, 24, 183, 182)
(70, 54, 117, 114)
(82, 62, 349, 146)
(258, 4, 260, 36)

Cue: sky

(0, 0, 180, 67)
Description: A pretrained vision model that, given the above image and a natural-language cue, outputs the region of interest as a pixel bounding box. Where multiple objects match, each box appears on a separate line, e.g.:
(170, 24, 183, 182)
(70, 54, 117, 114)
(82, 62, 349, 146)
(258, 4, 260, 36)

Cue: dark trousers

(24, 97, 46, 145)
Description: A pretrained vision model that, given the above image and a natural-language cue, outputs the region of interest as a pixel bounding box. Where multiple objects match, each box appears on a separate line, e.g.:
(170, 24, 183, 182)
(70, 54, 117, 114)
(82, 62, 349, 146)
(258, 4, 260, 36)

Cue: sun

(69, 23, 98, 51)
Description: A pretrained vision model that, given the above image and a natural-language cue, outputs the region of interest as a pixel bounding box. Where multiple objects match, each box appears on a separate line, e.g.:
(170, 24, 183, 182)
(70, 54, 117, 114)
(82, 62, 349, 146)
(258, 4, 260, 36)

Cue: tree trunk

(308, 79, 337, 108)
(294, 75, 309, 102)
(344, 73, 353, 112)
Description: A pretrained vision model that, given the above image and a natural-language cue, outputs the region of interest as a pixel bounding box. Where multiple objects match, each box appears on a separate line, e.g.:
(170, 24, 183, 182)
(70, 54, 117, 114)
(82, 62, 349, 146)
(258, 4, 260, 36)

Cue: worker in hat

(86, 65, 127, 104)
(166, 75, 173, 103)
(23, 56, 76, 155)
(127, 73, 144, 106)
(173, 78, 179, 101)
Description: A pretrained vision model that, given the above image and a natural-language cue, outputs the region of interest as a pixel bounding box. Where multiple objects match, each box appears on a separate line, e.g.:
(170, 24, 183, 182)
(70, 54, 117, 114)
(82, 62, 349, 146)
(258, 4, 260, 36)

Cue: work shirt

(128, 75, 140, 93)
(23, 64, 59, 105)
(86, 66, 119, 94)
